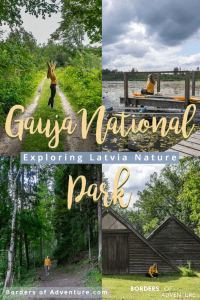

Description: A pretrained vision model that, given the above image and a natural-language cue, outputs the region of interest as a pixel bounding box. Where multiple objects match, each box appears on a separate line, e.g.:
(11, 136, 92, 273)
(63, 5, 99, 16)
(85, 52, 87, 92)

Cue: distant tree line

(102, 67, 200, 81)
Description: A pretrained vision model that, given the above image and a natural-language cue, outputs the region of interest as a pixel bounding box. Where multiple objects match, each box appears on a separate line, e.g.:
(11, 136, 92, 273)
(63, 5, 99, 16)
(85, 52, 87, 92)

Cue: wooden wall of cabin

(103, 231, 129, 275)
(149, 219, 200, 268)
(128, 232, 175, 274)
(102, 230, 175, 275)
(102, 212, 176, 275)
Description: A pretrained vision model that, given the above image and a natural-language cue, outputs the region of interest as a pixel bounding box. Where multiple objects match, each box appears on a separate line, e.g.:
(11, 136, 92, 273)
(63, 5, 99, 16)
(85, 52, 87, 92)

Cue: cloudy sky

(102, 164, 165, 208)
(103, 0, 200, 71)
(2, 5, 91, 45)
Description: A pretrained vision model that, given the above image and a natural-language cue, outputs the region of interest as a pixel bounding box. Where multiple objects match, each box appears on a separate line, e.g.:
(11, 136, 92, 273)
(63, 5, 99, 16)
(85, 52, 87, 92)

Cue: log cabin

(147, 215, 200, 268)
(102, 209, 179, 275)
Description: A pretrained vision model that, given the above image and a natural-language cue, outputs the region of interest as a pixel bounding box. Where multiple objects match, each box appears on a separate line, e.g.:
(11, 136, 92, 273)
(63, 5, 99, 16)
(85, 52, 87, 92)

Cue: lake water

(102, 81, 200, 152)
(102, 81, 200, 110)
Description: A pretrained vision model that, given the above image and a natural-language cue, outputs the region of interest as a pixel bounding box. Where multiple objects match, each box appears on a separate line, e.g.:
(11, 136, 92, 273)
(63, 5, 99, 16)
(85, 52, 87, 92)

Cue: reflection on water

(102, 81, 200, 110)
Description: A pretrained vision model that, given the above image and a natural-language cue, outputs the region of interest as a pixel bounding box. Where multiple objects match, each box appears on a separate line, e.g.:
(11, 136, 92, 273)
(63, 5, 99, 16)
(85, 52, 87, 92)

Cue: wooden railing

(124, 71, 197, 107)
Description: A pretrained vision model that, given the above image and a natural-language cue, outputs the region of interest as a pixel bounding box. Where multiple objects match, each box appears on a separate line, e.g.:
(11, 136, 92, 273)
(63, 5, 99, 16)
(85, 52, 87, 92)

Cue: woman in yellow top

(45, 61, 57, 108)
(44, 256, 51, 276)
(145, 263, 158, 278)
(141, 74, 156, 95)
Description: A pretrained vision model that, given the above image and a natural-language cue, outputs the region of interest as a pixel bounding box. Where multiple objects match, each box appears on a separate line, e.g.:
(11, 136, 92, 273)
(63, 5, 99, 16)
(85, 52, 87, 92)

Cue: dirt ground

(31, 261, 100, 300)
(57, 87, 100, 152)
(36, 262, 86, 288)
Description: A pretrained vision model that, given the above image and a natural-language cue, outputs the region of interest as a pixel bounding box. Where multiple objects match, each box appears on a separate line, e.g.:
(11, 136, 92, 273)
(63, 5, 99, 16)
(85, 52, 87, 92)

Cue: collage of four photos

(1, 0, 200, 299)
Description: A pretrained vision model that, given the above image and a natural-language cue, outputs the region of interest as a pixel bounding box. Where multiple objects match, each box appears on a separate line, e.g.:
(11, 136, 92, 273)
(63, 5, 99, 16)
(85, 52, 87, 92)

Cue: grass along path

(22, 80, 67, 152)
(103, 273, 200, 300)
(0, 77, 46, 156)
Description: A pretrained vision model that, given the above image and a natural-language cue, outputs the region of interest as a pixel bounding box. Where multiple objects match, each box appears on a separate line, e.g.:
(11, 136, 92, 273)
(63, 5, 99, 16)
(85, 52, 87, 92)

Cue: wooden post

(184, 72, 190, 107)
(157, 73, 161, 92)
(124, 72, 129, 106)
(192, 71, 195, 96)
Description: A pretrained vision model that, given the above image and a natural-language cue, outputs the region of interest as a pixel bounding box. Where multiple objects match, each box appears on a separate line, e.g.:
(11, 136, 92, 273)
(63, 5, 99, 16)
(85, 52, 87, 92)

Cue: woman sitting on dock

(145, 263, 158, 278)
(141, 74, 156, 95)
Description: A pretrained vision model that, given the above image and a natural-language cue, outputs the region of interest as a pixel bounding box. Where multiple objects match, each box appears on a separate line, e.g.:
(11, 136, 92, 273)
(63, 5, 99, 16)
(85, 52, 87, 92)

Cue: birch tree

(4, 157, 21, 289)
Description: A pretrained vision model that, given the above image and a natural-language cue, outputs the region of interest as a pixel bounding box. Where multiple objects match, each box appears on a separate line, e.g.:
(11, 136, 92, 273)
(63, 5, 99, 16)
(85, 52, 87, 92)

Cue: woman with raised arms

(45, 61, 57, 108)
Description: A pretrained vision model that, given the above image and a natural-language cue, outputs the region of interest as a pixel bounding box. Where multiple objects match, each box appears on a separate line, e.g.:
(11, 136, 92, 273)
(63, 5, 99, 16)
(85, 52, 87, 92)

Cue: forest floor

(35, 261, 89, 288)
(0, 78, 99, 155)
(29, 255, 101, 300)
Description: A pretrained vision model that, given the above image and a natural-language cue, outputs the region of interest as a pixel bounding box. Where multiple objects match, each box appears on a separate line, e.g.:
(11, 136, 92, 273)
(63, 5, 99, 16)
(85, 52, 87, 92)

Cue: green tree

(0, 0, 58, 26)
(129, 158, 200, 237)
(53, 0, 102, 44)
(178, 161, 200, 234)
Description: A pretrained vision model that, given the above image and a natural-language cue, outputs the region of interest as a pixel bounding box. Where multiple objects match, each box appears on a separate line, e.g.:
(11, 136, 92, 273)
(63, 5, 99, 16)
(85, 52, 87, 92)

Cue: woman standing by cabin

(141, 74, 156, 95)
(45, 61, 57, 108)
(146, 263, 158, 278)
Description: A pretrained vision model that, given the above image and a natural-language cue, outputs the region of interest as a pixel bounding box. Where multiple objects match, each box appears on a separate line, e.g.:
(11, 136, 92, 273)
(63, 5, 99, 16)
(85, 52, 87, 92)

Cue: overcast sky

(102, 163, 165, 208)
(2, 5, 91, 45)
(103, 0, 200, 71)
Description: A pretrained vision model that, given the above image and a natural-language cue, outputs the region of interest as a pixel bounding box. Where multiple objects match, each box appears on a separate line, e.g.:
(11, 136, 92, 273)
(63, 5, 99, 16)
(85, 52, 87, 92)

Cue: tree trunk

(19, 166, 24, 268)
(4, 158, 21, 289)
(40, 235, 43, 266)
(88, 225, 91, 262)
(97, 166, 102, 262)
(24, 232, 29, 270)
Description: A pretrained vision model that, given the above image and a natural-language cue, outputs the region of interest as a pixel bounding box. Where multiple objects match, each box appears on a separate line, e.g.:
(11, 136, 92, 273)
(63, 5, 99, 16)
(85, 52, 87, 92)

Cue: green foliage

(56, 50, 102, 121)
(122, 157, 200, 237)
(0, 0, 58, 26)
(102, 68, 200, 81)
(54, 0, 102, 44)
(0, 36, 45, 126)
(53, 165, 98, 264)
(178, 162, 200, 234)
(83, 268, 102, 287)
(179, 261, 198, 277)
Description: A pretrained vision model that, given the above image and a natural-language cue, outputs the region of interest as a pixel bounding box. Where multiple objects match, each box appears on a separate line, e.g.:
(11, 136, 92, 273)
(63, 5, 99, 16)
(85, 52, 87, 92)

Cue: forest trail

(0, 77, 46, 156)
(58, 87, 99, 152)
(36, 262, 84, 287)
(32, 261, 96, 300)
(0, 79, 100, 155)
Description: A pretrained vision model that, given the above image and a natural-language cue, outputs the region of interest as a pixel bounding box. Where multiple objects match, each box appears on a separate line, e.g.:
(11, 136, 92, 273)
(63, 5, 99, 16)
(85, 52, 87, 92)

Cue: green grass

(102, 273, 200, 299)
(24, 71, 46, 108)
(83, 267, 102, 287)
(0, 71, 45, 128)
(57, 256, 102, 287)
(22, 79, 66, 151)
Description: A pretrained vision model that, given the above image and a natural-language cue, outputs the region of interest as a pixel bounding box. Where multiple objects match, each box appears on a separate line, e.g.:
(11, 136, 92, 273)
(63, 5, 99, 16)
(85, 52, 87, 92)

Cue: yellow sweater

(44, 259, 51, 266)
(146, 80, 155, 93)
(47, 62, 57, 84)
(149, 266, 158, 276)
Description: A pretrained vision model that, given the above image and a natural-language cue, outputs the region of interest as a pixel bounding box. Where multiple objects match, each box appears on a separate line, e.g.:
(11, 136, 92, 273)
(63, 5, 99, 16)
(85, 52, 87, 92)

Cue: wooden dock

(166, 130, 200, 156)
(122, 70, 200, 109)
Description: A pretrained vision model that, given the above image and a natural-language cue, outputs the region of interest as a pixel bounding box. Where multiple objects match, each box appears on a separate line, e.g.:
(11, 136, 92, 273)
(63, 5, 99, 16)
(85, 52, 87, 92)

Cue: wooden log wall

(128, 232, 175, 274)
(149, 219, 200, 268)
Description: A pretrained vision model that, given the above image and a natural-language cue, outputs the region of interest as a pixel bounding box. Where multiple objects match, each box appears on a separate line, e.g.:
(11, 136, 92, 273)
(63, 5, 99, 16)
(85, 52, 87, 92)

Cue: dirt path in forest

(0, 77, 46, 156)
(32, 261, 98, 300)
(0, 79, 100, 155)
(36, 262, 84, 288)
(57, 87, 100, 152)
